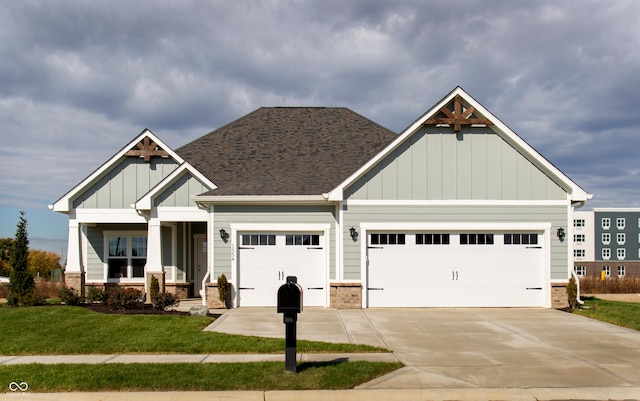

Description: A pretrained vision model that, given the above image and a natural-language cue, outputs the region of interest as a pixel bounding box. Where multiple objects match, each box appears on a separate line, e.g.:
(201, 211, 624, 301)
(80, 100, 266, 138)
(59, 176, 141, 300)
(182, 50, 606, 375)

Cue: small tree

(149, 275, 160, 303)
(566, 276, 578, 310)
(217, 274, 228, 308)
(8, 212, 35, 306)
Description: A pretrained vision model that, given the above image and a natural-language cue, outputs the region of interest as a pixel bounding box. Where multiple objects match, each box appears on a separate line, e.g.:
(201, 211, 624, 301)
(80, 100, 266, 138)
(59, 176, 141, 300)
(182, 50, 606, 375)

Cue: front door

(194, 235, 207, 297)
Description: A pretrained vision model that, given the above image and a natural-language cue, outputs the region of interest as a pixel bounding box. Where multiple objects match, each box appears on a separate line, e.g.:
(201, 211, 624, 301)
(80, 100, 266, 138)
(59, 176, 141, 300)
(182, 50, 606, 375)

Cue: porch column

(145, 218, 165, 295)
(64, 218, 84, 294)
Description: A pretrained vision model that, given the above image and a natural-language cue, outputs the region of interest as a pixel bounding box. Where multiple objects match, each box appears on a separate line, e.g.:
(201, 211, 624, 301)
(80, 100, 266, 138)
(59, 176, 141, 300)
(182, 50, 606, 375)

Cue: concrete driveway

(207, 307, 640, 390)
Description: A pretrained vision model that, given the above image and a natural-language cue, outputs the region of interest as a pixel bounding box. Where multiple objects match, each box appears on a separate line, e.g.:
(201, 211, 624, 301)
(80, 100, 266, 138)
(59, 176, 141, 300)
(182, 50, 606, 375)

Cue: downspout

(571, 200, 586, 306)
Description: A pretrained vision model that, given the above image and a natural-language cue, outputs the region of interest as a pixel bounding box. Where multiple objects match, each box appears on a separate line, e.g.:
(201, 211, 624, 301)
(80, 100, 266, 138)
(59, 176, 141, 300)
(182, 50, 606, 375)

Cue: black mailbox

(277, 277, 303, 314)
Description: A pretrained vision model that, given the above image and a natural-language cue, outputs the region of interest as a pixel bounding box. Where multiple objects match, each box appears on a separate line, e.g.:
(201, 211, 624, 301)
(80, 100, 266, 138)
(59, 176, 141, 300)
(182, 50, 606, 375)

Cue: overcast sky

(1, 0, 639, 256)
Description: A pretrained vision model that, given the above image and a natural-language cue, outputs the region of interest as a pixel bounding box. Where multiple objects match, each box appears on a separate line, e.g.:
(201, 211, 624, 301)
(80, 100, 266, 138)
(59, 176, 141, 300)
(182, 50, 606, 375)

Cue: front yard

(573, 297, 640, 331)
(0, 305, 400, 392)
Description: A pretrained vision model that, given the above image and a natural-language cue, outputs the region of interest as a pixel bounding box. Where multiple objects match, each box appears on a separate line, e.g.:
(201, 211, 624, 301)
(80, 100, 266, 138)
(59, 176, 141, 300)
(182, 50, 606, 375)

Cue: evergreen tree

(8, 211, 34, 306)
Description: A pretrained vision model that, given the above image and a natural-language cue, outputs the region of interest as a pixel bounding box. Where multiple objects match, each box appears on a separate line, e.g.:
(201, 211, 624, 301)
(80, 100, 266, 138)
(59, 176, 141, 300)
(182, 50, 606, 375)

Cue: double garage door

(367, 231, 546, 307)
(237, 232, 326, 307)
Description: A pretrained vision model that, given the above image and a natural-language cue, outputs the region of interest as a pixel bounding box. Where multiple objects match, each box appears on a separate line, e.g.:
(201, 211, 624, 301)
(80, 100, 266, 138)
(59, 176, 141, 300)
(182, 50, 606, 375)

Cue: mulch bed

(83, 303, 190, 316)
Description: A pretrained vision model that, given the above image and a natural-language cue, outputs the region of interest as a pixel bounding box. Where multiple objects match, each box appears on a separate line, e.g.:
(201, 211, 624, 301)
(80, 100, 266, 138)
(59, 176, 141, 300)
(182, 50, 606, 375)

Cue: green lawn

(573, 297, 640, 331)
(0, 306, 387, 355)
(0, 362, 403, 392)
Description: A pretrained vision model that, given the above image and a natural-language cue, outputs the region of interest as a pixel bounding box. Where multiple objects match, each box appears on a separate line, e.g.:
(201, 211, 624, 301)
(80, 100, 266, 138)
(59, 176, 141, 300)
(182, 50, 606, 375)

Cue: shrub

(580, 276, 640, 294)
(58, 286, 83, 306)
(34, 281, 63, 299)
(0, 284, 8, 298)
(566, 276, 578, 310)
(152, 292, 180, 310)
(106, 287, 144, 310)
(217, 274, 228, 308)
(149, 276, 160, 304)
(86, 286, 107, 304)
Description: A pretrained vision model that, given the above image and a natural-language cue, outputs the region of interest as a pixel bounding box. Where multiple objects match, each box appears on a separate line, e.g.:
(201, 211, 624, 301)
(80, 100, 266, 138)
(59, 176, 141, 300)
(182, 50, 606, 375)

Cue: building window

(574, 219, 585, 227)
(107, 235, 147, 280)
(617, 233, 626, 245)
(574, 265, 586, 276)
(504, 233, 538, 245)
(602, 218, 610, 230)
(574, 249, 585, 258)
(285, 234, 320, 246)
(602, 233, 611, 245)
(602, 248, 611, 260)
(242, 234, 276, 246)
(617, 248, 626, 260)
(603, 266, 611, 277)
(416, 233, 450, 245)
(370, 233, 406, 245)
(574, 234, 585, 243)
(618, 265, 626, 277)
(460, 233, 494, 245)
(617, 218, 625, 229)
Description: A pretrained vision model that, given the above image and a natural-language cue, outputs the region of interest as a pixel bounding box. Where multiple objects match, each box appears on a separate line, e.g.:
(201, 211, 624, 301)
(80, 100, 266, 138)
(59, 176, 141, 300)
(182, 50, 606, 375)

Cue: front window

(107, 235, 147, 279)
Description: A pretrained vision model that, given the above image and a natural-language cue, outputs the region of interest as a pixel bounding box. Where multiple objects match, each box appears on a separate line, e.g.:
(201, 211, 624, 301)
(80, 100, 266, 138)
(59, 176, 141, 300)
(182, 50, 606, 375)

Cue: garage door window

(416, 233, 450, 245)
(286, 234, 320, 246)
(370, 233, 405, 245)
(503, 233, 538, 245)
(242, 234, 276, 246)
(460, 233, 494, 245)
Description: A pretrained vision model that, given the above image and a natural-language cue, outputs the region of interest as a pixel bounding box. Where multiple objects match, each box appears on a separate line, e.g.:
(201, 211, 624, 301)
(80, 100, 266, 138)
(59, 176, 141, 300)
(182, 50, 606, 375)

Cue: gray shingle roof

(176, 107, 397, 196)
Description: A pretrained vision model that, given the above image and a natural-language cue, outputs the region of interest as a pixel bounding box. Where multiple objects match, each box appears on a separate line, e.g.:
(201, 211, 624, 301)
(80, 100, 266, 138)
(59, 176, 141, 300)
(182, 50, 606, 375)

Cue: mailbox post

(277, 276, 303, 373)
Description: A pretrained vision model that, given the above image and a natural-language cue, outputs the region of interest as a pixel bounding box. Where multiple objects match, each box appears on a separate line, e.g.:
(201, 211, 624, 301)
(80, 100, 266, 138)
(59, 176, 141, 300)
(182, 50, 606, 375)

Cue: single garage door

(367, 231, 545, 307)
(238, 232, 326, 307)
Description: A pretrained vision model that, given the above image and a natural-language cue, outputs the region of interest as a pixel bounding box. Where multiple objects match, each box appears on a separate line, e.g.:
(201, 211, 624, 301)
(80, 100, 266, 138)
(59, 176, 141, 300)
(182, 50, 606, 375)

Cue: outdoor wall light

(219, 228, 228, 240)
(349, 227, 357, 240)
(556, 227, 565, 241)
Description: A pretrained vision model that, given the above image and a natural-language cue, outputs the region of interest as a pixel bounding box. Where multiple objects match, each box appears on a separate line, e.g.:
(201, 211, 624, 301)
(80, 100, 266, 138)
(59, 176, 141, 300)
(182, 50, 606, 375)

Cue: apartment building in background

(573, 209, 640, 278)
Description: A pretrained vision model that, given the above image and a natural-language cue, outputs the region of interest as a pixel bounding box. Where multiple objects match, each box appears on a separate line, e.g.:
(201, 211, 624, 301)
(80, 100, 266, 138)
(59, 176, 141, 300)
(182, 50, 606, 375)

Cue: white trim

(74, 209, 147, 224)
(194, 195, 328, 205)
(155, 207, 208, 222)
(346, 199, 569, 206)
(51, 129, 184, 213)
(231, 223, 331, 231)
(359, 221, 551, 308)
(136, 162, 216, 210)
(328, 86, 591, 202)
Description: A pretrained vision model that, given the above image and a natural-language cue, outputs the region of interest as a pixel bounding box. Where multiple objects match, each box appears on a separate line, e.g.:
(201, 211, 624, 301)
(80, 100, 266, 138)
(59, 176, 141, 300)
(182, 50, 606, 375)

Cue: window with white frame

(574, 249, 585, 258)
(574, 265, 586, 276)
(602, 248, 611, 260)
(617, 233, 626, 245)
(574, 234, 585, 243)
(602, 233, 611, 244)
(618, 265, 625, 277)
(603, 266, 611, 277)
(574, 219, 585, 227)
(602, 218, 610, 229)
(617, 218, 625, 229)
(106, 234, 147, 280)
(617, 248, 626, 260)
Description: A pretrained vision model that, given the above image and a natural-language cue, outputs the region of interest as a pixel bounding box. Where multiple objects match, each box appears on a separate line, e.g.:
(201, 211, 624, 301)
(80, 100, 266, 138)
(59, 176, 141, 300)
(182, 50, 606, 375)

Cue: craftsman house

(51, 87, 591, 309)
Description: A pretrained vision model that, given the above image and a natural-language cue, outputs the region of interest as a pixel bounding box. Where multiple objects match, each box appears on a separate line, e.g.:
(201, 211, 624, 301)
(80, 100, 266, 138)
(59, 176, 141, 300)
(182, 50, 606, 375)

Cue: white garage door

(367, 231, 545, 307)
(238, 232, 326, 307)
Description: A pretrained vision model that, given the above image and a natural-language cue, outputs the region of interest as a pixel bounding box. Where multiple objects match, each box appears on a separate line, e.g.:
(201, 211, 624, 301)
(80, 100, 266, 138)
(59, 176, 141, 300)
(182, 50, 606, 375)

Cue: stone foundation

(330, 282, 362, 309)
(165, 282, 191, 299)
(551, 282, 569, 309)
(206, 283, 232, 308)
(64, 272, 85, 296)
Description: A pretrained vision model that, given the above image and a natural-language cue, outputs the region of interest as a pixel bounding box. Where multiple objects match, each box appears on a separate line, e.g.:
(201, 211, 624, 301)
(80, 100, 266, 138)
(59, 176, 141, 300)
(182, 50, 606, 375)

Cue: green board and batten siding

(73, 158, 179, 209)
(213, 205, 337, 280)
(342, 127, 571, 282)
(154, 173, 210, 208)
(345, 128, 567, 201)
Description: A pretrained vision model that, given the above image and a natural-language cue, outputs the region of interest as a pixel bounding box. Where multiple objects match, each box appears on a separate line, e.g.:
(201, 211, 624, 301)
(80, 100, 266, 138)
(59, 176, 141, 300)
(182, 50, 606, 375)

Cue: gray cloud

(1, 0, 640, 245)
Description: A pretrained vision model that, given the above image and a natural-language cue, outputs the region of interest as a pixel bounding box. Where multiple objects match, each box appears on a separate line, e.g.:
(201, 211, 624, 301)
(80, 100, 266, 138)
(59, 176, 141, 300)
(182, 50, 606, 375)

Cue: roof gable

(329, 87, 591, 202)
(50, 129, 184, 213)
(177, 107, 397, 197)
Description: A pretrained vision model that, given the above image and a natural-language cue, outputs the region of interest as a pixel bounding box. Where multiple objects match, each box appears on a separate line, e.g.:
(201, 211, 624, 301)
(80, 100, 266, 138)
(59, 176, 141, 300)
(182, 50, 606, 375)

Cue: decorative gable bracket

(423, 94, 493, 132)
(125, 136, 170, 162)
